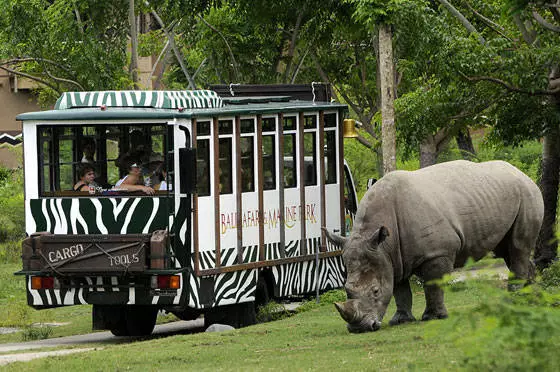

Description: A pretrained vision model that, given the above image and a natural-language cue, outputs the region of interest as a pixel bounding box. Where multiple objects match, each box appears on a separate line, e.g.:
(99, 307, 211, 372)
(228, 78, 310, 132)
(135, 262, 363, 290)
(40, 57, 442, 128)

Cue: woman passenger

(114, 162, 154, 195)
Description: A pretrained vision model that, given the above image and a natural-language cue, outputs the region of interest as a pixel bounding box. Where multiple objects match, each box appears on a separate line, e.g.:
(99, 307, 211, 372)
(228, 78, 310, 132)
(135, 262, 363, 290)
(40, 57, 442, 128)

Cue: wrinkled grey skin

(325, 160, 544, 333)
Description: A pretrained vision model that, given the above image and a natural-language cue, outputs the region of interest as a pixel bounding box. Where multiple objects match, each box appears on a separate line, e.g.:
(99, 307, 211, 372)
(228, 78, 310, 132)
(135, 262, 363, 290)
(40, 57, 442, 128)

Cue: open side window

(37, 124, 173, 197)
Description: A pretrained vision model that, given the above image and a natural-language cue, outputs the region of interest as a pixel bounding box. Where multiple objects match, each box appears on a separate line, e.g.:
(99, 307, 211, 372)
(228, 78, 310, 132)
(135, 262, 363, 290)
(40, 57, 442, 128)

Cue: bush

(296, 289, 346, 313)
(0, 240, 22, 264)
(21, 325, 53, 341)
(458, 300, 560, 371)
(0, 167, 25, 242)
(541, 260, 560, 289)
(256, 301, 291, 323)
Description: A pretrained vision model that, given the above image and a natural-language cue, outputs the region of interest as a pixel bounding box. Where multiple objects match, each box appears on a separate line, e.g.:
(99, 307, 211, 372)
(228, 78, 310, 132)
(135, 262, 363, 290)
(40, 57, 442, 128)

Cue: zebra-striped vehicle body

(16, 89, 357, 335)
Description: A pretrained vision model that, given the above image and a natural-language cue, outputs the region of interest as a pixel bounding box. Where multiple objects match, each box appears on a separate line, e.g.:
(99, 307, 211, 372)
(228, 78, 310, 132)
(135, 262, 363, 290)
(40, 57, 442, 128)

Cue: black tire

(255, 276, 270, 309)
(109, 320, 129, 337)
(109, 306, 158, 337)
(171, 307, 201, 321)
(204, 302, 256, 329)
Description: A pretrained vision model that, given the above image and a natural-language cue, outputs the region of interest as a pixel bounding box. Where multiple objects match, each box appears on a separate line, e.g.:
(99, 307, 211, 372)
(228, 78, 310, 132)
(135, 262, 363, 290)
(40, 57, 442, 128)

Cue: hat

(130, 163, 140, 168)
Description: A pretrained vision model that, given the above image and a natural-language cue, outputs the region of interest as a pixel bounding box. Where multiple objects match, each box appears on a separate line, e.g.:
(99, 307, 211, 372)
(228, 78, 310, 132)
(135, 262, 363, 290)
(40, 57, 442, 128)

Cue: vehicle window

(37, 124, 172, 196)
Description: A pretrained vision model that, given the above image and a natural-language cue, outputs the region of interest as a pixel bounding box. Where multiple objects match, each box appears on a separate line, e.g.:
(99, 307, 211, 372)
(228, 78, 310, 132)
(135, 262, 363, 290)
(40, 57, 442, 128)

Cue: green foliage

(476, 139, 542, 182)
(1, 0, 131, 99)
(541, 260, 560, 289)
(296, 289, 346, 313)
(21, 325, 53, 341)
(0, 241, 22, 264)
(457, 298, 560, 371)
(0, 168, 25, 243)
(256, 301, 291, 323)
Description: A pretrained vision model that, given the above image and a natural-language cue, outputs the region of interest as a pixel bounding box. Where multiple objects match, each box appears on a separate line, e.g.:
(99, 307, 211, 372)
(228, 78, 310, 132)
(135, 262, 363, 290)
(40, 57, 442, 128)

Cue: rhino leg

(494, 214, 539, 291)
(421, 284, 448, 321)
(389, 279, 416, 326)
(418, 257, 452, 321)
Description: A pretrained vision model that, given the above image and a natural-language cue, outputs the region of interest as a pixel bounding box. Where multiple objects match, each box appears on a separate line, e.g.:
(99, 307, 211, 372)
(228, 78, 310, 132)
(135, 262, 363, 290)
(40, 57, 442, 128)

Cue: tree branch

(462, 0, 514, 42)
(197, 15, 240, 82)
(309, 51, 339, 101)
(290, 48, 308, 83)
(283, 11, 304, 83)
(2, 58, 73, 75)
(532, 10, 560, 32)
(0, 65, 60, 93)
(438, 0, 485, 44)
(147, 40, 170, 85)
(43, 68, 85, 90)
(148, 6, 196, 89)
(356, 135, 374, 149)
(512, 13, 538, 45)
(461, 72, 560, 95)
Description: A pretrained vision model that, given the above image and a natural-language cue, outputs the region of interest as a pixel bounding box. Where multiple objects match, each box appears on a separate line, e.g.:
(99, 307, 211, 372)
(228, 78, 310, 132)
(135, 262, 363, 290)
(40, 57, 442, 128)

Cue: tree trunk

(419, 136, 437, 168)
(378, 23, 396, 175)
(456, 129, 476, 160)
(536, 66, 560, 269)
(536, 128, 560, 269)
(128, 0, 139, 89)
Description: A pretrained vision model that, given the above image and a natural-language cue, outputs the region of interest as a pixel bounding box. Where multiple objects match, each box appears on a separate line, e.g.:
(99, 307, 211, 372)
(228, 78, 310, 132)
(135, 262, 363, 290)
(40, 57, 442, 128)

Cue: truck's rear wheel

(204, 302, 256, 329)
(108, 306, 158, 336)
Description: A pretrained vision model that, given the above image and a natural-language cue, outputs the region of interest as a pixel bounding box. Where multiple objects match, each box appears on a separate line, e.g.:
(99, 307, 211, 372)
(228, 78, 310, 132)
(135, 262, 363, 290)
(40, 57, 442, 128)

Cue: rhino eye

(373, 288, 380, 297)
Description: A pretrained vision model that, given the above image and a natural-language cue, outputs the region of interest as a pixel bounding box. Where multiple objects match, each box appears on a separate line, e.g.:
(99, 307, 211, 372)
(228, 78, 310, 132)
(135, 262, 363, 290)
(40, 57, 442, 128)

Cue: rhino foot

(421, 310, 448, 321)
(389, 311, 416, 326)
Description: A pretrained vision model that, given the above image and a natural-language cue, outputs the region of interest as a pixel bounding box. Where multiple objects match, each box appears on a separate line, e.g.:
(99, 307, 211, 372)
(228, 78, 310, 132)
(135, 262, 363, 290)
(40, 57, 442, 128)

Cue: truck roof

(16, 90, 347, 122)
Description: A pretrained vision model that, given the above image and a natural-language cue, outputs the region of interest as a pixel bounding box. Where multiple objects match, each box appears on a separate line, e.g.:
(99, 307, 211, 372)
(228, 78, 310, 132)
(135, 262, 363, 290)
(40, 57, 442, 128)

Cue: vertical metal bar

(257, 115, 265, 261)
(213, 117, 221, 268)
(235, 115, 243, 264)
(298, 112, 307, 256)
(192, 118, 200, 275)
(278, 113, 286, 259)
(317, 111, 326, 302)
(338, 111, 346, 237)
(319, 111, 326, 252)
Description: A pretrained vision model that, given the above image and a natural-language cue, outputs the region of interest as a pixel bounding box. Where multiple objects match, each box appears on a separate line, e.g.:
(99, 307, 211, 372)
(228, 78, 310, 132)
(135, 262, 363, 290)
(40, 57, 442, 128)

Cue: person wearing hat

(114, 161, 154, 195)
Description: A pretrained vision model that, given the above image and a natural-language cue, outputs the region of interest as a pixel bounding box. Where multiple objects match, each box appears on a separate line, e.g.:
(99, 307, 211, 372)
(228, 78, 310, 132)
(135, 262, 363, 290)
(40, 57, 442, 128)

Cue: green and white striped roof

(54, 90, 223, 110)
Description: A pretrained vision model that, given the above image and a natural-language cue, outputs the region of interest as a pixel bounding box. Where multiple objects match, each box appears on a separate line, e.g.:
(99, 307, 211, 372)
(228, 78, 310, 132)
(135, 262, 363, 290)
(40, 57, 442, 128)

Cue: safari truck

(15, 88, 358, 336)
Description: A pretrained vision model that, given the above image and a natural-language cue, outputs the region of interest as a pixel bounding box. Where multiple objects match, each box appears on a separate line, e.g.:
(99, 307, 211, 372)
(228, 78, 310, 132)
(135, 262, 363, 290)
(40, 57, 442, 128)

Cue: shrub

(296, 289, 346, 313)
(541, 260, 560, 289)
(0, 240, 22, 264)
(458, 300, 560, 371)
(256, 301, 291, 323)
(21, 325, 53, 341)
(0, 167, 25, 242)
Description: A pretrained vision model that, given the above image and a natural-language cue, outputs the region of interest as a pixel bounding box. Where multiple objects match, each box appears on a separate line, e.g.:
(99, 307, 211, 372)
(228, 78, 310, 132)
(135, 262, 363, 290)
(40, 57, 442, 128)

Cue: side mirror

(179, 148, 197, 194)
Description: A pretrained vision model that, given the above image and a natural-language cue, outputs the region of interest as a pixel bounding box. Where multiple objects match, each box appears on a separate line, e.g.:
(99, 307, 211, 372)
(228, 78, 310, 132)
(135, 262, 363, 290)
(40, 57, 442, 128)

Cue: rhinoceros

(324, 160, 544, 333)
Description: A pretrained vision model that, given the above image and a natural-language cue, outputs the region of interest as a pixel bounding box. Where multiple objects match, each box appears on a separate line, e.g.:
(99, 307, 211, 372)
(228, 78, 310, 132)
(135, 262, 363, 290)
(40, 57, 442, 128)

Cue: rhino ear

(322, 227, 348, 248)
(367, 226, 389, 249)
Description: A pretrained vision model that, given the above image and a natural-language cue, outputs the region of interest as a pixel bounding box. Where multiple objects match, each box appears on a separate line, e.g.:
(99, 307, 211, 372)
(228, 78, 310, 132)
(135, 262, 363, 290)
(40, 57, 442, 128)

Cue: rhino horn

(322, 227, 348, 247)
(334, 301, 359, 324)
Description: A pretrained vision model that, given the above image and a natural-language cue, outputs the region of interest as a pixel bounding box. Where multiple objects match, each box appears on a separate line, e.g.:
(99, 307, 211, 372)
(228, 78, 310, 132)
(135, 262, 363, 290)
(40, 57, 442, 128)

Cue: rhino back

(354, 160, 543, 278)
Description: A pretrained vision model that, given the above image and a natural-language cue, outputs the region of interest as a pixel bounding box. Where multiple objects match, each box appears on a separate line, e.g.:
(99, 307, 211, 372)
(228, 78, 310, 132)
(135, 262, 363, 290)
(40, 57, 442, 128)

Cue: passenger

(114, 162, 155, 195)
(74, 164, 97, 192)
(154, 163, 170, 191)
(80, 137, 96, 164)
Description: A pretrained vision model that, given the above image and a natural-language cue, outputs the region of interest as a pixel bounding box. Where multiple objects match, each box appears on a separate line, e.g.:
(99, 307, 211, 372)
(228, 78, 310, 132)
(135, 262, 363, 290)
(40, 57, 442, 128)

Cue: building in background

(0, 73, 41, 168)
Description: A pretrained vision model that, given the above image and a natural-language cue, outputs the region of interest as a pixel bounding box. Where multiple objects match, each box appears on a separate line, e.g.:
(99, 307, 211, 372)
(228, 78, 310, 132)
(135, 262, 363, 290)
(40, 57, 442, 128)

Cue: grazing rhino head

(324, 226, 393, 333)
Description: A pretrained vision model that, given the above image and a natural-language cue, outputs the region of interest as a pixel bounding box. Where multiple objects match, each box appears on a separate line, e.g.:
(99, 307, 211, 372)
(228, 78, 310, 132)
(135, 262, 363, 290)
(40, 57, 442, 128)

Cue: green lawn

(2, 267, 559, 371)
(0, 264, 178, 343)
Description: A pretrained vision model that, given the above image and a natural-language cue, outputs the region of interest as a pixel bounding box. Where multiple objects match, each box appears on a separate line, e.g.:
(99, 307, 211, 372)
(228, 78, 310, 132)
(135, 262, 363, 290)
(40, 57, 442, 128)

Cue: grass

(0, 263, 94, 343)
(2, 265, 559, 371)
(0, 264, 179, 343)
